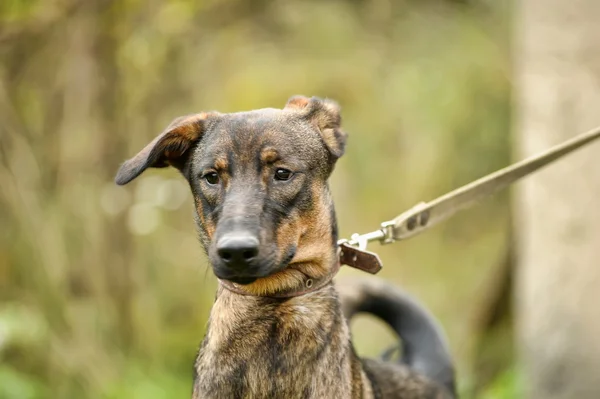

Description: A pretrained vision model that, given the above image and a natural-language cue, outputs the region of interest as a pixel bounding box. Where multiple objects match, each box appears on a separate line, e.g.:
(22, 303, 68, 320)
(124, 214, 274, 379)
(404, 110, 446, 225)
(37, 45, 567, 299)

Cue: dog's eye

(203, 172, 220, 185)
(274, 168, 293, 181)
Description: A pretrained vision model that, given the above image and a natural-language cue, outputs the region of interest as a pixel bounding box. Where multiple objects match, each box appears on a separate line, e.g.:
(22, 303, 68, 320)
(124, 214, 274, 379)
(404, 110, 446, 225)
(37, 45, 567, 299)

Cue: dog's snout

(217, 235, 259, 266)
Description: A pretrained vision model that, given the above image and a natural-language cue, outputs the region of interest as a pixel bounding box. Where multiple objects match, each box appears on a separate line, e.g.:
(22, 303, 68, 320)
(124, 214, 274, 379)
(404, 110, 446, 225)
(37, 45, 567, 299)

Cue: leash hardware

(344, 229, 385, 251)
(380, 220, 396, 245)
(340, 220, 396, 251)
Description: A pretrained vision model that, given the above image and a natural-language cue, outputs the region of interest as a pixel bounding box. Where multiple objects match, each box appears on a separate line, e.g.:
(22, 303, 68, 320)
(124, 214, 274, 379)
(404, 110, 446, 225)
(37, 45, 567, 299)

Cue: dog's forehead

(218, 107, 301, 135)
(197, 107, 327, 164)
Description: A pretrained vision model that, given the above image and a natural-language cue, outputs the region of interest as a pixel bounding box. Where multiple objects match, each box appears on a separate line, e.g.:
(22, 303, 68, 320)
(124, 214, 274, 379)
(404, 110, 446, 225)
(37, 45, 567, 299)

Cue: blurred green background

(0, 1, 514, 398)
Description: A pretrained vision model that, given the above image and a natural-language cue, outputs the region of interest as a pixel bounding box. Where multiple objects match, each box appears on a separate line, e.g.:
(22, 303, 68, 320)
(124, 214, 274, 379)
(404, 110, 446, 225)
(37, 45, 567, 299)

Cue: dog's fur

(115, 96, 456, 398)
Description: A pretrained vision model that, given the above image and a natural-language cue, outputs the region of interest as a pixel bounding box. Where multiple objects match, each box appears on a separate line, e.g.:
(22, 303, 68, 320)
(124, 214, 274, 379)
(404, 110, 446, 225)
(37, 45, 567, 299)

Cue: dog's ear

(284, 96, 347, 158)
(115, 113, 213, 185)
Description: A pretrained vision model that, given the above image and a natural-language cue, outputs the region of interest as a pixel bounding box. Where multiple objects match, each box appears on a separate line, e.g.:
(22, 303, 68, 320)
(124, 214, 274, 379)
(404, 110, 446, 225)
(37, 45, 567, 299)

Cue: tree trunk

(514, 1, 600, 398)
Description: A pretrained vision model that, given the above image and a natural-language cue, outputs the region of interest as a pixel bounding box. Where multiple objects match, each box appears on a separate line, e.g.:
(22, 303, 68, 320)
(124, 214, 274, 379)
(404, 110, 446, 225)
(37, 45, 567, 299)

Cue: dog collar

(219, 260, 341, 298)
(219, 244, 383, 298)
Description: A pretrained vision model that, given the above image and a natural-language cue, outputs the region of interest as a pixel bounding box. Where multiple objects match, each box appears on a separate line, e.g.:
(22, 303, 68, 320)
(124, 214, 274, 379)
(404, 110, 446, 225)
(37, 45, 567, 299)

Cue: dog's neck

(193, 282, 371, 398)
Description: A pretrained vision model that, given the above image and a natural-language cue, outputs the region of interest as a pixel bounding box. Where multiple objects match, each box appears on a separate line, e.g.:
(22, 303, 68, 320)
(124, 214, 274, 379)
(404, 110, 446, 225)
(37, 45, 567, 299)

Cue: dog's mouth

(228, 276, 258, 285)
(216, 246, 297, 285)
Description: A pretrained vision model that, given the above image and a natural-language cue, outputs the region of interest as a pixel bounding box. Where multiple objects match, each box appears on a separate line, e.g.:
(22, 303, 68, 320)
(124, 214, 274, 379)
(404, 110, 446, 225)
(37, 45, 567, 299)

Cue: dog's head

(115, 96, 347, 295)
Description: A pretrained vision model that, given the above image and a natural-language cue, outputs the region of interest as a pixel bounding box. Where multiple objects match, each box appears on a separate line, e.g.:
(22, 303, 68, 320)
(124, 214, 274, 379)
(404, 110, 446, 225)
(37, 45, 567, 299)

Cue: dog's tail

(336, 277, 456, 396)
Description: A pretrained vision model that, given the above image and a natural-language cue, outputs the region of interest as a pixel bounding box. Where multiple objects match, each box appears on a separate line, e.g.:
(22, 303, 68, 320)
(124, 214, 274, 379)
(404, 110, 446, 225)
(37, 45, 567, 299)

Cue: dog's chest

(192, 289, 364, 399)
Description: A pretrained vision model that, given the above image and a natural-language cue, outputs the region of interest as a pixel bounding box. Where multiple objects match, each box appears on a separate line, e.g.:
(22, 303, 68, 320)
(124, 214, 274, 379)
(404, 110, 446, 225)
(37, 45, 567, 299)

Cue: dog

(115, 96, 456, 398)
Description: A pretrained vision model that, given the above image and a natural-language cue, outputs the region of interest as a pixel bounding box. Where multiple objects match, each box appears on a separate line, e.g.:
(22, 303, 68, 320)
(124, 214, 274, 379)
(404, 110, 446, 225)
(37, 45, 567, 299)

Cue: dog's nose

(216, 235, 259, 267)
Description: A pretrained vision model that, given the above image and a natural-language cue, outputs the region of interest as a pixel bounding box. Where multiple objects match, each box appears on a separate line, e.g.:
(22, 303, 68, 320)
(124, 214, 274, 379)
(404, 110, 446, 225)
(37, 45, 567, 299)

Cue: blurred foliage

(0, 0, 513, 398)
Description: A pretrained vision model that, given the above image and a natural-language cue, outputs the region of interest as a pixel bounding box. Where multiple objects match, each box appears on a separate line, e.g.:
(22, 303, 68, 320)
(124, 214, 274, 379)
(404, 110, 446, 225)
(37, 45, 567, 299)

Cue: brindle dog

(115, 96, 456, 398)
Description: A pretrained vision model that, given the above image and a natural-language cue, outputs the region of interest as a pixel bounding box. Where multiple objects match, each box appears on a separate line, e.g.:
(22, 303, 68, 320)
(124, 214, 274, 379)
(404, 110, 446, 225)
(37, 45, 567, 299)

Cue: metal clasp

(350, 233, 368, 250)
(380, 220, 396, 245)
(339, 229, 386, 251)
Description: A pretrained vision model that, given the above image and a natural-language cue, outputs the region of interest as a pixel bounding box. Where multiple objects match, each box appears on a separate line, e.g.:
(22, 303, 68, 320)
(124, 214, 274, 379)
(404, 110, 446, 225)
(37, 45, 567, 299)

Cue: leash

(338, 125, 600, 272)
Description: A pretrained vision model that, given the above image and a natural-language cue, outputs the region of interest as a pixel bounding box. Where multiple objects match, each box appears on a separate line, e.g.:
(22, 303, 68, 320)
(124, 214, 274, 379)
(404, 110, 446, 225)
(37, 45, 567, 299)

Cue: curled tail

(336, 277, 456, 397)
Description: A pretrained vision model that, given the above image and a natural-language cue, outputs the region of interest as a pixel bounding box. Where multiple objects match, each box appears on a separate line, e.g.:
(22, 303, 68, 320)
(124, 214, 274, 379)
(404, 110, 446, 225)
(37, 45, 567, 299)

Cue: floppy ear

(284, 95, 347, 158)
(115, 113, 213, 185)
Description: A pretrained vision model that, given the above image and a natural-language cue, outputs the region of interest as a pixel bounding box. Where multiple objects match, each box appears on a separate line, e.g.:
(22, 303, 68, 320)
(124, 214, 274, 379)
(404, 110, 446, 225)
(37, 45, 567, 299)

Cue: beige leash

(338, 125, 600, 272)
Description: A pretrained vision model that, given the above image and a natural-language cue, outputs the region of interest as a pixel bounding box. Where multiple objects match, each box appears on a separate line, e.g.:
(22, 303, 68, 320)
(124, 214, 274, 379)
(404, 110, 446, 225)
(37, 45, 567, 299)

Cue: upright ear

(115, 113, 214, 185)
(284, 96, 347, 158)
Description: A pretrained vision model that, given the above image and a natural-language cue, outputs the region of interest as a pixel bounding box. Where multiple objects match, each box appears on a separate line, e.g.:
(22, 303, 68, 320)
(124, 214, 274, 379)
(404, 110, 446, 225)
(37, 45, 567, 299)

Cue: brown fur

(115, 96, 455, 398)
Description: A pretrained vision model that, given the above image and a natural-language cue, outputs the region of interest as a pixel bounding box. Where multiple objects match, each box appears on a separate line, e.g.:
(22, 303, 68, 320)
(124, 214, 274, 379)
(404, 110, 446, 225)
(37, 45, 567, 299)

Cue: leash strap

(339, 125, 600, 269)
